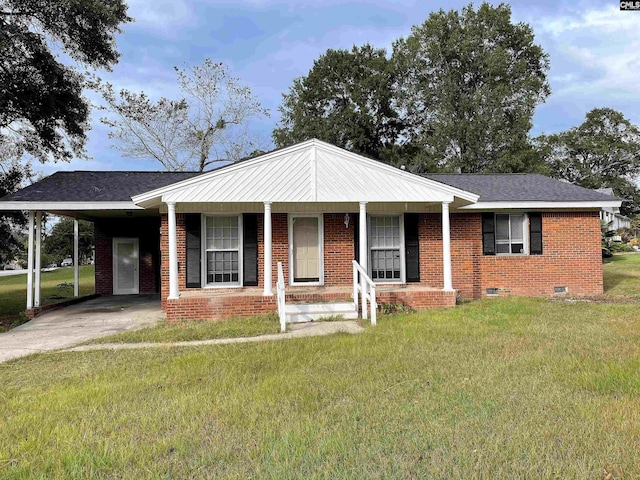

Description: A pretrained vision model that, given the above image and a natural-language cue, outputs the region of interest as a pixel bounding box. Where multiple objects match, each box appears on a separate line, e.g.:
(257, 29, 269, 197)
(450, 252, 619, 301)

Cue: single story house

(0, 139, 621, 323)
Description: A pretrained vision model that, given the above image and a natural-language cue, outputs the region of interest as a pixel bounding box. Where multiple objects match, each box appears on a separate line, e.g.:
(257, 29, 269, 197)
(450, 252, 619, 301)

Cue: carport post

(34, 211, 42, 307)
(74, 218, 79, 297)
(26, 211, 34, 310)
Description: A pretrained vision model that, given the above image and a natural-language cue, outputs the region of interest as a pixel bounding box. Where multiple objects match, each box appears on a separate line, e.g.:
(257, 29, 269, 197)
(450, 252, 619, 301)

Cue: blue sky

(43, 0, 640, 174)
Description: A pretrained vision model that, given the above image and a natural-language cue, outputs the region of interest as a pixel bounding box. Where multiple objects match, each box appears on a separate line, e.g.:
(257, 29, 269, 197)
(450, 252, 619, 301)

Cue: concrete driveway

(0, 295, 163, 363)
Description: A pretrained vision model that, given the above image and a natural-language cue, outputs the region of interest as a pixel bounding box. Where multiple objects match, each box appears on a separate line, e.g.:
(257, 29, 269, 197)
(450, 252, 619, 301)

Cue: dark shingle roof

(422, 173, 618, 203)
(0, 170, 619, 204)
(1, 171, 203, 202)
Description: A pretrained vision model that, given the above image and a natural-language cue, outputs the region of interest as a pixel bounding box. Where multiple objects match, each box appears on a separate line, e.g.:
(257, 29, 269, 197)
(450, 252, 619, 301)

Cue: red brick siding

(94, 218, 160, 296)
(323, 213, 356, 286)
(160, 210, 603, 319)
(448, 211, 603, 298)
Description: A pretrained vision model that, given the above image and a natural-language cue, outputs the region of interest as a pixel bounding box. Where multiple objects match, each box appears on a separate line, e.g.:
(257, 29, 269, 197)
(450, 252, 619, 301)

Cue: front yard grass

(0, 266, 95, 331)
(86, 313, 281, 344)
(0, 255, 639, 478)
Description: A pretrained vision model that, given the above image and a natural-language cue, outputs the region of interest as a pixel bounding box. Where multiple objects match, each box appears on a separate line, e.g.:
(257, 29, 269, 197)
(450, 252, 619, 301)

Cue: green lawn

(0, 266, 95, 330)
(1, 255, 639, 478)
(86, 314, 281, 344)
(603, 252, 640, 298)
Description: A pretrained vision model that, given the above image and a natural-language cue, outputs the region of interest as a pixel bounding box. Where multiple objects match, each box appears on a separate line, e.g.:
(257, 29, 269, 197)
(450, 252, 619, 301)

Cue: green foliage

(393, 3, 550, 173)
(273, 45, 404, 164)
(97, 59, 269, 171)
(43, 217, 94, 265)
(609, 243, 635, 253)
(275, 3, 550, 174)
(0, 0, 131, 163)
(0, 148, 31, 263)
(377, 301, 415, 315)
(537, 108, 640, 215)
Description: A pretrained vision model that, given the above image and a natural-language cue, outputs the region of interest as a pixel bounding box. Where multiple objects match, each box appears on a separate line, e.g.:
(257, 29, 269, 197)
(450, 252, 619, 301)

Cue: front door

(113, 238, 139, 295)
(291, 216, 321, 284)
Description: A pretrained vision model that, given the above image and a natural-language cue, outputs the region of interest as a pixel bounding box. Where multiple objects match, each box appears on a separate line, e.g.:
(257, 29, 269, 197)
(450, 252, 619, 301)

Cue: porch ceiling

(133, 139, 479, 208)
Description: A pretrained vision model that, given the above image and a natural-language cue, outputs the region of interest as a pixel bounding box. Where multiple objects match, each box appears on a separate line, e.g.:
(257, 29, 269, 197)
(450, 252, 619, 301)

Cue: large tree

(392, 2, 550, 173)
(0, 142, 31, 263)
(43, 217, 94, 265)
(98, 59, 269, 172)
(273, 45, 405, 164)
(0, 0, 131, 163)
(537, 108, 640, 215)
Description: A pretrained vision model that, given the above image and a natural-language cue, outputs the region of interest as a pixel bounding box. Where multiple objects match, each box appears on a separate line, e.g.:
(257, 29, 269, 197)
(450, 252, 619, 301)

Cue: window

(205, 216, 240, 285)
(495, 214, 526, 254)
(370, 216, 402, 281)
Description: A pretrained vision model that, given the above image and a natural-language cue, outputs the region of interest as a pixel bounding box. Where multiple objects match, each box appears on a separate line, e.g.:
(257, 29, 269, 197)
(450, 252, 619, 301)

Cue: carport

(0, 171, 201, 318)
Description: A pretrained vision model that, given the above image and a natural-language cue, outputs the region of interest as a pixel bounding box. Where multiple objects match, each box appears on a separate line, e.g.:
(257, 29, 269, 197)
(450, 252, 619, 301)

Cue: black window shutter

(529, 213, 543, 255)
(404, 213, 420, 282)
(481, 213, 496, 256)
(185, 214, 201, 288)
(243, 214, 259, 286)
(353, 213, 359, 263)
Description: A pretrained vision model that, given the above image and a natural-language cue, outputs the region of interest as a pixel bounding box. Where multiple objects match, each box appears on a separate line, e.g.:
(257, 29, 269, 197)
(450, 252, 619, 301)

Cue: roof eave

(0, 201, 143, 211)
(459, 200, 622, 210)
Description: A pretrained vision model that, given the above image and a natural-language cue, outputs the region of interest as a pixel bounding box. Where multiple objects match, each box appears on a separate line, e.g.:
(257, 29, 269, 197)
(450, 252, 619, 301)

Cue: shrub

(610, 243, 635, 253)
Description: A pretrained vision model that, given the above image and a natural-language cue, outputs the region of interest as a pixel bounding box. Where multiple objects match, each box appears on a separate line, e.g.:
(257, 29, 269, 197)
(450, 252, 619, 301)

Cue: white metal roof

(132, 139, 479, 206)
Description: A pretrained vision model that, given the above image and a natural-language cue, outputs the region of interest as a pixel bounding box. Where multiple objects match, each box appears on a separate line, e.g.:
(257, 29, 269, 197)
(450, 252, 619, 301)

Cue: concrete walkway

(0, 295, 163, 363)
(63, 321, 364, 353)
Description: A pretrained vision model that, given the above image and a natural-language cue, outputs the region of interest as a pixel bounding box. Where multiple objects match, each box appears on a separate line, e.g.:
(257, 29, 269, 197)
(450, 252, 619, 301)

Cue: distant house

(0, 140, 621, 323)
(597, 188, 631, 231)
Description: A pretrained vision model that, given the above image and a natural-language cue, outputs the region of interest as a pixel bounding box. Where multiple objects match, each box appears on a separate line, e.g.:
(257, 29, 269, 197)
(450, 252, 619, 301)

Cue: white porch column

(359, 202, 368, 318)
(167, 201, 179, 299)
(73, 218, 79, 297)
(26, 211, 34, 310)
(359, 202, 367, 270)
(263, 201, 273, 296)
(34, 211, 42, 307)
(441, 201, 453, 291)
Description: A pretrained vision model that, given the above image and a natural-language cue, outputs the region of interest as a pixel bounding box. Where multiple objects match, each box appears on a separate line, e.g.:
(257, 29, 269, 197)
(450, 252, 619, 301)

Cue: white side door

(113, 238, 139, 295)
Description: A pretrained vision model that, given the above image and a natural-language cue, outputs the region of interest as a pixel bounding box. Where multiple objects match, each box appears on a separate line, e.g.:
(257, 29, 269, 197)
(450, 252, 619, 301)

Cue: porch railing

(276, 261, 286, 332)
(352, 260, 377, 326)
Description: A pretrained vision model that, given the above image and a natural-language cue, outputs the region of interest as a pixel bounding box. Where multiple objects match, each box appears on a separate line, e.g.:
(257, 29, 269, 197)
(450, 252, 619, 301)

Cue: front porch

(166, 284, 457, 322)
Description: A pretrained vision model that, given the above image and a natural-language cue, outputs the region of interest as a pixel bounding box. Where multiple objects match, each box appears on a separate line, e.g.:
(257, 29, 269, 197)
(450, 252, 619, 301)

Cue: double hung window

(370, 216, 401, 280)
(205, 216, 240, 285)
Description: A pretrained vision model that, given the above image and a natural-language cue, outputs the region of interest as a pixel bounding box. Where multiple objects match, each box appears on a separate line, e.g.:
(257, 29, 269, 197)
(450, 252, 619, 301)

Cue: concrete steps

(285, 301, 358, 323)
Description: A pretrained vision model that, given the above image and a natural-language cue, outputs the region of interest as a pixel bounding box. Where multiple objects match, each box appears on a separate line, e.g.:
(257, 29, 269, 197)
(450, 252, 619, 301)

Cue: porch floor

(178, 284, 447, 299)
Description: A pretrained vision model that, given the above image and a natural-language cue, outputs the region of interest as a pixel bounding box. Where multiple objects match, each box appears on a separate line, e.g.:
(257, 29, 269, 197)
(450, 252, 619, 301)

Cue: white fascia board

(313, 140, 479, 203)
(0, 201, 142, 211)
(459, 200, 622, 210)
(131, 140, 316, 205)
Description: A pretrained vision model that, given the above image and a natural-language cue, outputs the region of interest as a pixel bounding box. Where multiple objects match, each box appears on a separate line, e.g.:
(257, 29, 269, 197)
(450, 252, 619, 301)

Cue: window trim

(201, 214, 244, 288)
(494, 213, 529, 256)
(288, 213, 324, 287)
(368, 214, 405, 284)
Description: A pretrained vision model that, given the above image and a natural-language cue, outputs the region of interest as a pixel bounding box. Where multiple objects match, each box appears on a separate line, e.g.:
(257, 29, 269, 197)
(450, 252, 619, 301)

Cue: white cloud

(532, 6, 640, 100)
(125, 0, 196, 34)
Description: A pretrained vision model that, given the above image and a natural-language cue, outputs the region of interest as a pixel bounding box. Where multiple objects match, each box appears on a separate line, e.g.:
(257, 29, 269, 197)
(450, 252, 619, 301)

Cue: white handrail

(276, 261, 286, 332)
(352, 260, 377, 326)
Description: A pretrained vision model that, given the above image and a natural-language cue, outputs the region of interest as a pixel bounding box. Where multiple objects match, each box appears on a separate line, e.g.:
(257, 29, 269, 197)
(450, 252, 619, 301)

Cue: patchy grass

(86, 314, 281, 344)
(0, 266, 95, 331)
(0, 255, 639, 478)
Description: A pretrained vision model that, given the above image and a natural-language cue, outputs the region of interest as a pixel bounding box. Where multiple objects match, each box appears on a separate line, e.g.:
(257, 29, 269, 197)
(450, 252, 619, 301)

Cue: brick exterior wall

(447, 211, 602, 298)
(159, 210, 603, 320)
(94, 218, 160, 296)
